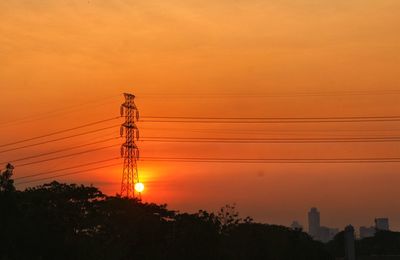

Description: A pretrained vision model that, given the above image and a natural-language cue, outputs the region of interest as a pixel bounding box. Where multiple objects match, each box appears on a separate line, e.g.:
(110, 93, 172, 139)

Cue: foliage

(356, 230, 400, 256)
(327, 230, 400, 258)
(0, 163, 16, 193)
(0, 180, 335, 260)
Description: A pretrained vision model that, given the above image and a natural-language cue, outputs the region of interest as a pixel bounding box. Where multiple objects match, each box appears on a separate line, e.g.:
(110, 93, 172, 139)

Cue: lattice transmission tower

(120, 93, 140, 198)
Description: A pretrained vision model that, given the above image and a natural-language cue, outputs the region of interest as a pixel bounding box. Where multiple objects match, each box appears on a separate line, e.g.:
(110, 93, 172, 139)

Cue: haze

(1, 0, 400, 231)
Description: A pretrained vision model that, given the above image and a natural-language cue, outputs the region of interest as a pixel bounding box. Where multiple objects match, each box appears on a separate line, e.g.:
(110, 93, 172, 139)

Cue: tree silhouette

(0, 163, 15, 193)
(9, 176, 400, 259)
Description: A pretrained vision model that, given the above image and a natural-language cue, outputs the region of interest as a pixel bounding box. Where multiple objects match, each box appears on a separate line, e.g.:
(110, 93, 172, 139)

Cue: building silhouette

(344, 225, 356, 260)
(308, 207, 320, 238)
(307, 207, 338, 242)
(359, 226, 375, 239)
(290, 221, 303, 230)
(319, 226, 339, 243)
(375, 218, 389, 231)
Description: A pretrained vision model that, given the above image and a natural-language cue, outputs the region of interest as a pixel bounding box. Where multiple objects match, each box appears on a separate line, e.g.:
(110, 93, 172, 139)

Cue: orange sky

(1, 0, 400, 231)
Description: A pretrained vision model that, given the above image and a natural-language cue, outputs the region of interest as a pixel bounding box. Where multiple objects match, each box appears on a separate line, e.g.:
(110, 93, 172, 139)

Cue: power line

(138, 90, 400, 98)
(143, 136, 400, 140)
(141, 156, 400, 161)
(14, 144, 120, 167)
(142, 159, 400, 164)
(16, 156, 400, 186)
(141, 139, 400, 144)
(139, 136, 400, 143)
(141, 118, 400, 124)
(140, 156, 400, 163)
(144, 115, 400, 120)
(3, 90, 397, 128)
(1, 137, 120, 165)
(0, 125, 119, 154)
(13, 156, 400, 186)
(14, 157, 121, 180)
(141, 126, 400, 133)
(16, 162, 121, 185)
(0, 117, 120, 148)
(0, 94, 121, 128)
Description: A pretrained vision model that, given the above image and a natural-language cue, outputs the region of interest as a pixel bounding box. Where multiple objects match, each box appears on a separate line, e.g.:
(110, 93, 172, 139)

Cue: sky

(1, 0, 400, 232)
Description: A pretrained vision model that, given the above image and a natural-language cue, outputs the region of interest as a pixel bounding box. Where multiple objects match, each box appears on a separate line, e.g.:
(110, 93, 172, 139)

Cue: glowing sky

(1, 0, 400, 231)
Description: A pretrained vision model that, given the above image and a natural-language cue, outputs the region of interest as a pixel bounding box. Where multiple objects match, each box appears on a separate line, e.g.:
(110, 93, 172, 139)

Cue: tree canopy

(1, 176, 399, 259)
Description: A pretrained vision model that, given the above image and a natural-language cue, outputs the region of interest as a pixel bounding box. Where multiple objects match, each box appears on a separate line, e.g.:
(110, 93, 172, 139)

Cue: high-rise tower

(375, 218, 389, 231)
(120, 93, 140, 198)
(308, 207, 320, 238)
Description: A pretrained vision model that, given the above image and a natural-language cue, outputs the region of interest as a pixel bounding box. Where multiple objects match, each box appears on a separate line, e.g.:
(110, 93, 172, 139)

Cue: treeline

(1, 169, 400, 259)
(327, 229, 400, 258)
(1, 181, 329, 259)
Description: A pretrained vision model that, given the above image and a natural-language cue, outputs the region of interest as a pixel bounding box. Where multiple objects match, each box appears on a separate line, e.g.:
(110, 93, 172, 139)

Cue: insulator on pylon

(120, 146, 124, 157)
(136, 110, 140, 120)
(136, 129, 140, 140)
(120, 126, 124, 137)
(120, 105, 124, 116)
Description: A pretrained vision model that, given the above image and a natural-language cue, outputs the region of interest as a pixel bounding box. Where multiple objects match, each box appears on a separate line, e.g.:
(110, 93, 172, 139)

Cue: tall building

(318, 226, 339, 243)
(344, 225, 356, 260)
(290, 221, 303, 230)
(308, 207, 320, 238)
(359, 226, 375, 239)
(375, 218, 389, 231)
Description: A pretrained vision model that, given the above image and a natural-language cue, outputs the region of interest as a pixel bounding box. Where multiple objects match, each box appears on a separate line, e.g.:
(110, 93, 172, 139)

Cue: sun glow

(135, 182, 144, 193)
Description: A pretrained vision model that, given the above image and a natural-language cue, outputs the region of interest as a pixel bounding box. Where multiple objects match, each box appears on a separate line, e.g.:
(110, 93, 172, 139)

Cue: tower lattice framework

(120, 93, 140, 198)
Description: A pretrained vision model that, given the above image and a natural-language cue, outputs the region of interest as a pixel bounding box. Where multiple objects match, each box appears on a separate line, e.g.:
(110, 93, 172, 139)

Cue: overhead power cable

(141, 117, 400, 124)
(142, 159, 400, 164)
(0, 94, 121, 128)
(14, 157, 121, 180)
(0, 125, 119, 154)
(141, 156, 400, 161)
(143, 115, 400, 120)
(15, 156, 400, 186)
(0, 137, 120, 165)
(141, 126, 400, 133)
(140, 156, 400, 164)
(14, 144, 120, 167)
(16, 162, 121, 185)
(0, 116, 120, 148)
(143, 136, 400, 139)
(139, 136, 400, 143)
(139, 90, 400, 98)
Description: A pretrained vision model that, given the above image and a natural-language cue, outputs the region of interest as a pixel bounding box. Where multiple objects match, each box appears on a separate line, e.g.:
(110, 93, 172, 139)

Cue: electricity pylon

(120, 93, 140, 198)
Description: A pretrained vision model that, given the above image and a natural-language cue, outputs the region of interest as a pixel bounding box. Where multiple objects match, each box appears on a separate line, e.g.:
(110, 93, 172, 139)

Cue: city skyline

(294, 207, 394, 241)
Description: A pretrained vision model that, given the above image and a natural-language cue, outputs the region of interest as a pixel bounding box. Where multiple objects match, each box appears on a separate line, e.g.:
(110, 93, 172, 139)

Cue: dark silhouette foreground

(1, 178, 399, 259)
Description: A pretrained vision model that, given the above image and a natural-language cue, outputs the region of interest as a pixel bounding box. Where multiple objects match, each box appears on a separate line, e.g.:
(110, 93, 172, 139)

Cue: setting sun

(134, 182, 144, 193)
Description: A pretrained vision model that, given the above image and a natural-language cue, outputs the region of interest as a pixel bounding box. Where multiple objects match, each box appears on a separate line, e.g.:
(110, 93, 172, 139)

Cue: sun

(134, 182, 144, 193)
